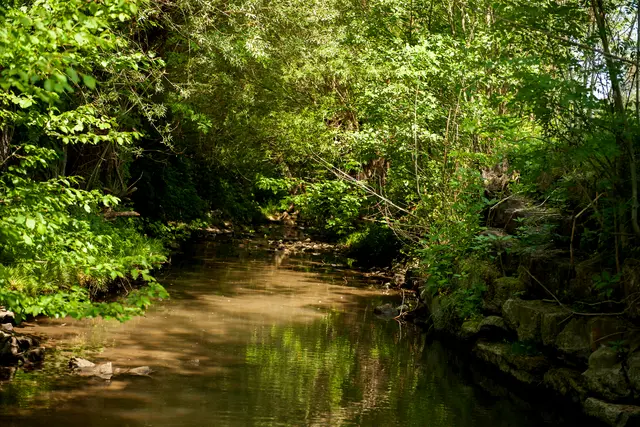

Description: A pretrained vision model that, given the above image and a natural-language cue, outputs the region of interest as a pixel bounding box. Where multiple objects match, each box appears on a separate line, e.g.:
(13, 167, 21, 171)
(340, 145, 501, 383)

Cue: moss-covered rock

(502, 298, 568, 344)
(583, 346, 631, 401)
(473, 341, 549, 384)
(583, 398, 640, 427)
(627, 351, 640, 395)
(544, 368, 588, 403)
(556, 317, 632, 363)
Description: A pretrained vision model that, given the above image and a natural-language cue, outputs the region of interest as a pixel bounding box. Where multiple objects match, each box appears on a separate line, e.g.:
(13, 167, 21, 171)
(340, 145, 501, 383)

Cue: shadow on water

(0, 241, 591, 426)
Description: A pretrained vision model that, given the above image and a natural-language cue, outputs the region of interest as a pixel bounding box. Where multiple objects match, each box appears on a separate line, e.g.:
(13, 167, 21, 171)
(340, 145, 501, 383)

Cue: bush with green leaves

(0, 147, 168, 322)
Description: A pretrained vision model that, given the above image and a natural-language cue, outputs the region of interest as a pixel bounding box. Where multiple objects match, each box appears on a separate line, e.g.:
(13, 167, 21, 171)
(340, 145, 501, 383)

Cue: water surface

(0, 242, 577, 426)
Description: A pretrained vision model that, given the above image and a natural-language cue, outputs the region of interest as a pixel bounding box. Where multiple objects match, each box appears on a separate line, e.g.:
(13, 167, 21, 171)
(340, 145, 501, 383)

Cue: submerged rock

(583, 398, 640, 427)
(70, 357, 152, 380)
(127, 366, 152, 376)
(69, 357, 95, 369)
(373, 303, 403, 319)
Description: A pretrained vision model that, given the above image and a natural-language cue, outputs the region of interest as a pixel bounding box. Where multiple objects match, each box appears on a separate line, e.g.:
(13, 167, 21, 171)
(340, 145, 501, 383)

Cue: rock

(127, 366, 152, 376)
(0, 331, 42, 365)
(583, 346, 630, 401)
(0, 309, 15, 326)
(73, 362, 113, 380)
(0, 335, 19, 364)
(479, 316, 510, 336)
(473, 341, 549, 384)
(556, 318, 591, 361)
(95, 362, 113, 380)
(0, 366, 16, 381)
(22, 347, 45, 364)
(484, 277, 526, 314)
(502, 299, 568, 344)
(556, 317, 631, 363)
(583, 398, 640, 427)
(544, 368, 588, 403)
(69, 357, 95, 369)
(459, 316, 510, 340)
(459, 319, 482, 339)
(627, 352, 640, 393)
(0, 324, 13, 332)
(373, 303, 399, 318)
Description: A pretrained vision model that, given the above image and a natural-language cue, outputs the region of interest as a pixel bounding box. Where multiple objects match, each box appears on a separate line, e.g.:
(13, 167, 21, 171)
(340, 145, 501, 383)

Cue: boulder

(556, 318, 591, 361)
(583, 398, 640, 427)
(473, 341, 549, 384)
(0, 310, 15, 326)
(583, 346, 630, 401)
(544, 368, 588, 403)
(556, 317, 631, 363)
(502, 299, 568, 345)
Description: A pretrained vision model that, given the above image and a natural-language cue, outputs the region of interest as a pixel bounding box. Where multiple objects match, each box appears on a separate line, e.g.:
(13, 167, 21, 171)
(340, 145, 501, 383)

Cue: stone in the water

(127, 366, 152, 376)
(373, 303, 401, 318)
(69, 357, 95, 370)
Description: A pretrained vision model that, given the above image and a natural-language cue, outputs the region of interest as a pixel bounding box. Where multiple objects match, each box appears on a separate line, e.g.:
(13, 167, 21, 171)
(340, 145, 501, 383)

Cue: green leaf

(25, 218, 36, 230)
(66, 67, 80, 84)
(83, 204, 91, 213)
(82, 74, 97, 89)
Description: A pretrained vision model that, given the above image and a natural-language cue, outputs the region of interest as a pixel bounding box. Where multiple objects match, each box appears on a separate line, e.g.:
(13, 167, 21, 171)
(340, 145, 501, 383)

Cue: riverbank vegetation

(1, 0, 640, 325)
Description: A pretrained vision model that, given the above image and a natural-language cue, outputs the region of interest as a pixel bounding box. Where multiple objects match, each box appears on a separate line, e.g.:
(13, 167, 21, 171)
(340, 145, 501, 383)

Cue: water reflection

(0, 242, 576, 426)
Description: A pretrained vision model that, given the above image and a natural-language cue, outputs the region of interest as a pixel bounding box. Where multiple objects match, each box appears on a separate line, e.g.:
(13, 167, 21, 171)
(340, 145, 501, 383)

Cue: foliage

(0, 0, 168, 322)
(342, 224, 402, 267)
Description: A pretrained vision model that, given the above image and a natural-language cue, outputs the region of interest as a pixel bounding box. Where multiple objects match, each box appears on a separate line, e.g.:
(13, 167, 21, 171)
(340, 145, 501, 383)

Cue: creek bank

(414, 292, 640, 426)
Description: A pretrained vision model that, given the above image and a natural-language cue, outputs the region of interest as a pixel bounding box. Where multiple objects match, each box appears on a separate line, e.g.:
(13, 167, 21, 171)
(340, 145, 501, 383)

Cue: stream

(0, 241, 580, 426)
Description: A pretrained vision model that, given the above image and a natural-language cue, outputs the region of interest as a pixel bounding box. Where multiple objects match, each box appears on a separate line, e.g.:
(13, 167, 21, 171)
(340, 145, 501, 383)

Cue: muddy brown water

(0, 242, 583, 426)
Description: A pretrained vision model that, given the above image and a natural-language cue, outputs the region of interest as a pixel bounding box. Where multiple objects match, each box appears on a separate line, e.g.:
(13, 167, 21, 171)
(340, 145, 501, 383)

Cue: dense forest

(0, 0, 639, 325)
